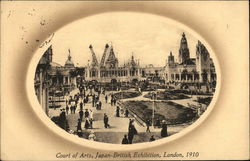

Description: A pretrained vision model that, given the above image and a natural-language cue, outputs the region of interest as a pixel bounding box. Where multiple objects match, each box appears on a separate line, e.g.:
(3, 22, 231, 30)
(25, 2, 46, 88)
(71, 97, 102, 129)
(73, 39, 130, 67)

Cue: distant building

(34, 46, 77, 114)
(48, 49, 77, 93)
(164, 33, 216, 83)
(85, 44, 145, 83)
(142, 64, 164, 82)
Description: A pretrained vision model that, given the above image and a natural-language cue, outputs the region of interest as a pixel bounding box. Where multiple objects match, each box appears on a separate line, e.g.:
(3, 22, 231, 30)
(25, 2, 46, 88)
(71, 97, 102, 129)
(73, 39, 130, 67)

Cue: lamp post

(152, 91, 157, 128)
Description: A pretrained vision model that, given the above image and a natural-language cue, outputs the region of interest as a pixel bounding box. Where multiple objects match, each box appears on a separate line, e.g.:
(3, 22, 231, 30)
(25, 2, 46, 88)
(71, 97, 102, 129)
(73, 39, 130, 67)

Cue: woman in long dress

(161, 120, 168, 137)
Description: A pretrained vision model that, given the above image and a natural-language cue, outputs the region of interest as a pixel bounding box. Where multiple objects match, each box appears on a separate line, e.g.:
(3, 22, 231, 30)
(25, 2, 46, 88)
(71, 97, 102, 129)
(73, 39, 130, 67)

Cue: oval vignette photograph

(33, 12, 218, 145)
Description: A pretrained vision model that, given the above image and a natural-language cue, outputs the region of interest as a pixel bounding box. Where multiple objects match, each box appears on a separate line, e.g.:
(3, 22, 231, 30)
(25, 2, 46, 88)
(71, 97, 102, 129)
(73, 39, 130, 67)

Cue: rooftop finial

(68, 49, 71, 60)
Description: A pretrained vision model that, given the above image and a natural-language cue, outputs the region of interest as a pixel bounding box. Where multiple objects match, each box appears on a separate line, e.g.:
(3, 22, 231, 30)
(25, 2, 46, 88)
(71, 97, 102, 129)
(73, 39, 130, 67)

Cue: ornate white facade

(164, 33, 216, 83)
(85, 44, 144, 83)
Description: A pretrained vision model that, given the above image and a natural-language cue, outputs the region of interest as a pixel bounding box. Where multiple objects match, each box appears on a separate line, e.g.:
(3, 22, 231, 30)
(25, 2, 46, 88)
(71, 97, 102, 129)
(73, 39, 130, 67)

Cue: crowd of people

(54, 83, 169, 144)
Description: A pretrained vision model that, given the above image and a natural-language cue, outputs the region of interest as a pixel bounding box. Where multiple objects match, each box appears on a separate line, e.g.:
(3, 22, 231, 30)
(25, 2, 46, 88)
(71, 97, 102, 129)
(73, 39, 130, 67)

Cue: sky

(45, 12, 202, 67)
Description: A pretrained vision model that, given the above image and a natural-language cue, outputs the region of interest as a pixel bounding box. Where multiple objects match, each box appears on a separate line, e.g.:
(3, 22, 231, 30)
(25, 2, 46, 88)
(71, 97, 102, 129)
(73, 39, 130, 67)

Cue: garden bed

(121, 100, 197, 125)
(113, 91, 141, 100)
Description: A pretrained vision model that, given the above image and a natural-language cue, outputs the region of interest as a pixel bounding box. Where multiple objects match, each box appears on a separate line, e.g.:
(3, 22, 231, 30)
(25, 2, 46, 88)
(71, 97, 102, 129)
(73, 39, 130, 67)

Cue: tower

(196, 41, 211, 83)
(89, 44, 99, 67)
(100, 43, 110, 68)
(179, 32, 190, 63)
(167, 51, 175, 66)
(105, 45, 118, 68)
(165, 51, 176, 82)
(88, 44, 99, 79)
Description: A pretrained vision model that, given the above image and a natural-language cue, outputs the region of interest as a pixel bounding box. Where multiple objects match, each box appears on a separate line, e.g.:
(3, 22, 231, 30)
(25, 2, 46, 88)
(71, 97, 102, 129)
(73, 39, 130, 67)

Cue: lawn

(113, 91, 141, 100)
(122, 100, 196, 125)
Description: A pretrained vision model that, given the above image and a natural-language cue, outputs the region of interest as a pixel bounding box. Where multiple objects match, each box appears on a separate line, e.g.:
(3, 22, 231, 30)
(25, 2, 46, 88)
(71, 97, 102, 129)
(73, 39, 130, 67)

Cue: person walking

(99, 101, 102, 110)
(80, 101, 83, 111)
(85, 109, 89, 118)
(105, 95, 108, 103)
(92, 95, 95, 107)
(72, 105, 76, 114)
(111, 98, 114, 106)
(84, 117, 90, 129)
(96, 101, 99, 110)
(79, 110, 84, 121)
(59, 109, 67, 130)
(66, 105, 69, 115)
(125, 108, 129, 117)
(103, 113, 110, 128)
(146, 119, 151, 133)
(70, 105, 73, 114)
(122, 135, 129, 144)
(116, 106, 120, 117)
(76, 119, 82, 131)
(161, 120, 168, 138)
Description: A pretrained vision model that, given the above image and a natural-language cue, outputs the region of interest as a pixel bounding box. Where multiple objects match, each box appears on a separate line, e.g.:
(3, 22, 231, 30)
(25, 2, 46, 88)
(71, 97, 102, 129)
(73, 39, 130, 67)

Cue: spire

(65, 49, 74, 68)
(104, 43, 118, 68)
(170, 51, 172, 56)
(89, 44, 99, 67)
(100, 43, 110, 67)
(130, 52, 137, 66)
(106, 45, 116, 62)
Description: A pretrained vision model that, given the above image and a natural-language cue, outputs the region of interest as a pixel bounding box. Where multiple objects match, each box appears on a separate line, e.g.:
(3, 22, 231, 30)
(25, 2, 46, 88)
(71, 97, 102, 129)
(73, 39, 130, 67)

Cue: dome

(65, 59, 75, 68)
(64, 53, 75, 68)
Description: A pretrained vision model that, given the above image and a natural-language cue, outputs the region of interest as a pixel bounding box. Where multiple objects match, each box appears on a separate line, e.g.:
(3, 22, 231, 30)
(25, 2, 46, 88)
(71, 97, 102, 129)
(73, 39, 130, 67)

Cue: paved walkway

(47, 88, 210, 143)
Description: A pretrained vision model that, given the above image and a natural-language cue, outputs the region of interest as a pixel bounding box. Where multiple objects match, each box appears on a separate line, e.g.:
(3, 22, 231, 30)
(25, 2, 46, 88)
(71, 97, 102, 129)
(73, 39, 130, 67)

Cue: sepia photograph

(34, 12, 217, 144)
(1, 1, 248, 160)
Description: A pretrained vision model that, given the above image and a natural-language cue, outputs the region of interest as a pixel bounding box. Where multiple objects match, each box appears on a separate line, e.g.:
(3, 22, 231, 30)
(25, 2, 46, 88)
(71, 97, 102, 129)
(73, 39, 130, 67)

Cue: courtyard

(47, 82, 212, 144)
